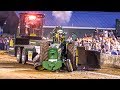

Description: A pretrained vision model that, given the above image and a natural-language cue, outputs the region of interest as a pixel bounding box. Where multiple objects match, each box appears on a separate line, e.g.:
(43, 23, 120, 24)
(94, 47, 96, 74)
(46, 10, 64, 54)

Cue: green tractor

(42, 44, 63, 71)
(34, 26, 78, 72)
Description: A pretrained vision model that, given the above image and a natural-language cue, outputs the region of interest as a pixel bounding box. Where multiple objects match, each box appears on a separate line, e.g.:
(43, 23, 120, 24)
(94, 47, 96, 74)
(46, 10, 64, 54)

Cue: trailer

(14, 13, 45, 65)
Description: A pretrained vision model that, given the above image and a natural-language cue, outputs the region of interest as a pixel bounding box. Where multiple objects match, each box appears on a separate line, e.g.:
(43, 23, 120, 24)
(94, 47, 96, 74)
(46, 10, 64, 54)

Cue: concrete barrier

(100, 53, 120, 68)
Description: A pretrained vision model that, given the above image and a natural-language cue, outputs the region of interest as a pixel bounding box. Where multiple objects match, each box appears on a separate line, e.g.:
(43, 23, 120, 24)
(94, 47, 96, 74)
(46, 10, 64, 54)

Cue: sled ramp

(77, 47, 101, 69)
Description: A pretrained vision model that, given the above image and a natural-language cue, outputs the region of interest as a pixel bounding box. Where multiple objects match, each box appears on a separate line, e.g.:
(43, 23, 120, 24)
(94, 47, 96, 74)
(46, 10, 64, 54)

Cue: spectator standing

(0, 35, 4, 50)
(4, 37, 9, 50)
(10, 39, 13, 47)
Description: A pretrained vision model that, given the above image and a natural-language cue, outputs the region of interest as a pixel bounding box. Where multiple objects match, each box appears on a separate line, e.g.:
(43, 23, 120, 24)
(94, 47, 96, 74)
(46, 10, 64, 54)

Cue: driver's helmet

(57, 29, 63, 34)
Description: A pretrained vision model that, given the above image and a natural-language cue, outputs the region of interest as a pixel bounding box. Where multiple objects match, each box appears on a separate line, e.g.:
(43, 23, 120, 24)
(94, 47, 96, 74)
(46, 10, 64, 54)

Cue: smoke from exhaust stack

(52, 11, 73, 25)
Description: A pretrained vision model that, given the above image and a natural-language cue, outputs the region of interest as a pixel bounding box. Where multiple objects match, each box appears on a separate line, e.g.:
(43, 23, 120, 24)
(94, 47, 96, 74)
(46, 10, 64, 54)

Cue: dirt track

(0, 51, 120, 79)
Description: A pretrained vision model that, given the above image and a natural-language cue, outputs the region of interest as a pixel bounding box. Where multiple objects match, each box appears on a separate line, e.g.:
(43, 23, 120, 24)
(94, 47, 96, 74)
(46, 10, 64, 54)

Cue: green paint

(42, 60, 62, 71)
(48, 48, 58, 59)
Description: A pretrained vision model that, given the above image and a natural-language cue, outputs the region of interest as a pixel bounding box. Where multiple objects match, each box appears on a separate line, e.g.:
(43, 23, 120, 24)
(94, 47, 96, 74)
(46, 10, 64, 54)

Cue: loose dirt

(0, 51, 120, 79)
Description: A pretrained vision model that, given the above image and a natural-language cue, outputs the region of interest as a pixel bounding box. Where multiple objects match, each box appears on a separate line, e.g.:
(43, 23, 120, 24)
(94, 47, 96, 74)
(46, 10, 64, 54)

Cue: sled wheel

(16, 47, 22, 63)
(21, 48, 27, 64)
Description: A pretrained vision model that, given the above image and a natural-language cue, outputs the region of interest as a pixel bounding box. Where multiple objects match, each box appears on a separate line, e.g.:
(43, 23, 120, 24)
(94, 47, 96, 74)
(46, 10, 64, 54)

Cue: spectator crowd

(68, 29, 120, 55)
(0, 34, 14, 50)
(0, 29, 120, 56)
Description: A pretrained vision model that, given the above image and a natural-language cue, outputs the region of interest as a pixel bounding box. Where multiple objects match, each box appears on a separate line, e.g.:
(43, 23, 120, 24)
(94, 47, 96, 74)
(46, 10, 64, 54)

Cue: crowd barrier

(100, 53, 120, 68)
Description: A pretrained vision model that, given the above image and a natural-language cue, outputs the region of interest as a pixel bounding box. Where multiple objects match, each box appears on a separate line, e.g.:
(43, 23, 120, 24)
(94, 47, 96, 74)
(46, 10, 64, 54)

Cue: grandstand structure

(16, 11, 120, 28)
(1, 11, 120, 37)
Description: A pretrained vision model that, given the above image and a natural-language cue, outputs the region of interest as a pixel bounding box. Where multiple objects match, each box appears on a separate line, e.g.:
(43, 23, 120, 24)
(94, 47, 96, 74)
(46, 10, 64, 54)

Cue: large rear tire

(67, 42, 78, 71)
(39, 40, 49, 63)
(34, 40, 50, 71)
(35, 65, 44, 70)
(16, 47, 22, 63)
(65, 59, 73, 72)
(33, 54, 44, 71)
(33, 54, 42, 70)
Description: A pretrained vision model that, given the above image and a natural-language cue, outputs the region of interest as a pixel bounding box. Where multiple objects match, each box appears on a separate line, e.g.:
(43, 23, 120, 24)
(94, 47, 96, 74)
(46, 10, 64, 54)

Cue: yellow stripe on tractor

(30, 33, 36, 36)
(75, 47, 79, 66)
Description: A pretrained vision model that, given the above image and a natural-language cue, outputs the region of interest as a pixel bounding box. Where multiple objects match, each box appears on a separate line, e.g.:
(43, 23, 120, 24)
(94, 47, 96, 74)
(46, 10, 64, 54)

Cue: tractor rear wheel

(35, 65, 44, 70)
(16, 47, 22, 63)
(40, 41, 49, 62)
(39, 40, 49, 62)
(33, 54, 41, 70)
(65, 59, 73, 72)
(34, 40, 50, 71)
(67, 42, 78, 71)
(33, 54, 44, 71)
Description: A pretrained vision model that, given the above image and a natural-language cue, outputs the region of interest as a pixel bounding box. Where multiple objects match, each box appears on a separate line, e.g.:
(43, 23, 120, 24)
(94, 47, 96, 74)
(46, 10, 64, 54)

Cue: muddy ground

(0, 51, 120, 79)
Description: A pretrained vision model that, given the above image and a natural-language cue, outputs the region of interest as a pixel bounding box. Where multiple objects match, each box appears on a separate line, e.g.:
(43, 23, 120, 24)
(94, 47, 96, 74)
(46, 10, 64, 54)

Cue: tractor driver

(55, 32, 59, 43)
